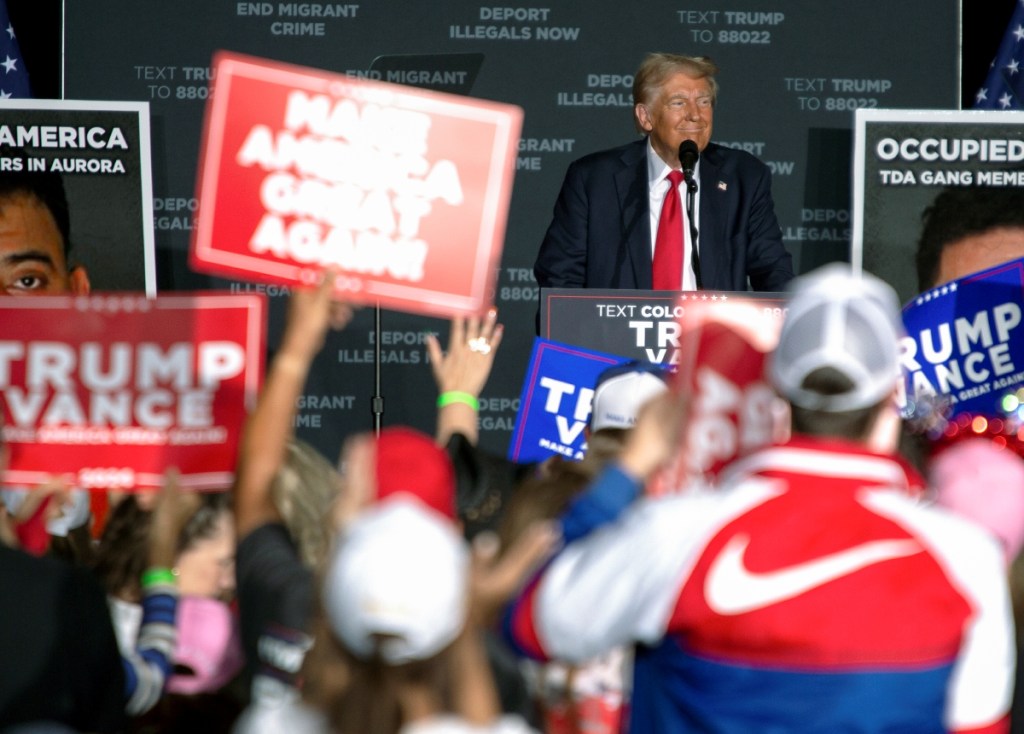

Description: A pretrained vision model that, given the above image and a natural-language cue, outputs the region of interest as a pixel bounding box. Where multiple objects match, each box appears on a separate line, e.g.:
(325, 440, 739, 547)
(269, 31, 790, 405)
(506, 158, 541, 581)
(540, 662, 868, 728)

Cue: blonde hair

(270, 439, 341, 567)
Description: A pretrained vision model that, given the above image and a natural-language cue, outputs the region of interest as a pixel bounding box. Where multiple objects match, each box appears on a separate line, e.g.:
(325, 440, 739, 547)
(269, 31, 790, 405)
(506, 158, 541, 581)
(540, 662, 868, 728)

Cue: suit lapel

(615, 140, 652, 289)
(697, 144, 726, 289)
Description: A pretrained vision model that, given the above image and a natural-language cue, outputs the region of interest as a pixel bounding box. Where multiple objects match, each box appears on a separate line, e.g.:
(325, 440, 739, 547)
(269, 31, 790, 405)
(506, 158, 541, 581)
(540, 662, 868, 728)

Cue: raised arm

(502, 391, 690, 662)
(122, 471, 202, 715)
(233, 271, 353, 540)
(426, 309, 503, 447)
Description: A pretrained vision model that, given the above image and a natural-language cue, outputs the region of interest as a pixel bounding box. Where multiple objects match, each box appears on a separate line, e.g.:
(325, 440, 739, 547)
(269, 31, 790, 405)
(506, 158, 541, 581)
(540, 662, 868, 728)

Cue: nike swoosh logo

(704, 533, 922, 615)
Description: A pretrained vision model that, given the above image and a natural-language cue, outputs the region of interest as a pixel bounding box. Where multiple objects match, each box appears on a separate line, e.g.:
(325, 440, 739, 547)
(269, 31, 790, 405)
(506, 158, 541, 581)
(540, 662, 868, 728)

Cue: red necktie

(653, 170, 685, 290)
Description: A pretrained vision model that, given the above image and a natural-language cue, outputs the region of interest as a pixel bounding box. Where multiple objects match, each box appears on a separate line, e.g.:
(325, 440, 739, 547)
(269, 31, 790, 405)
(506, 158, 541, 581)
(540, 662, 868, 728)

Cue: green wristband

(141, 567, 177, 589)
(437, 391, 479, 411)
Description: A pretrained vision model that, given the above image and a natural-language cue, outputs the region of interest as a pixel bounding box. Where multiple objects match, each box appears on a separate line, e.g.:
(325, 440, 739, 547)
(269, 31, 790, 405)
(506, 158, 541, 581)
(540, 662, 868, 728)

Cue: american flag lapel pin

(717, 180, 727, 191)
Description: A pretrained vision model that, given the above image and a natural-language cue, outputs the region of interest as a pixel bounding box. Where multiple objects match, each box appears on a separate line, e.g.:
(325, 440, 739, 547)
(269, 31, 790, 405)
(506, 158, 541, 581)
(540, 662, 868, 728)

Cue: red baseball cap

(374, 427, 456, 520)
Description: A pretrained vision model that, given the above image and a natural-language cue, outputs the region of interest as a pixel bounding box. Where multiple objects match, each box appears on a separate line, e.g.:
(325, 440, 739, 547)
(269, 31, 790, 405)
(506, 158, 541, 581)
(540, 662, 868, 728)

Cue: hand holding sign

(280, 267, 355, 361)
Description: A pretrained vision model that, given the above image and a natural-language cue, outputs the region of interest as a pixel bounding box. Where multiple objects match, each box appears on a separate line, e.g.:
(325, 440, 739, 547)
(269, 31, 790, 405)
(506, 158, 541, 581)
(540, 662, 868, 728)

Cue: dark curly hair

(0, 146, 72, 260)
(92, 491, 231, 601)
(916, 183, 1024, 291)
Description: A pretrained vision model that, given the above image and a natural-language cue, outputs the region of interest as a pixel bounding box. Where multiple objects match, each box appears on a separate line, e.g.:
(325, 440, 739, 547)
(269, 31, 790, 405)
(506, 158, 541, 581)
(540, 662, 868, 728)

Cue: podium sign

(540, 288, 786, 365)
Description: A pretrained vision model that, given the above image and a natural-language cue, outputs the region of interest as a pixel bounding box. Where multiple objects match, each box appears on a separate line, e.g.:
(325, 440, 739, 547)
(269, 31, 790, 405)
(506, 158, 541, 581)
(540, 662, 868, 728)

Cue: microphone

(678, 139, 699, 188)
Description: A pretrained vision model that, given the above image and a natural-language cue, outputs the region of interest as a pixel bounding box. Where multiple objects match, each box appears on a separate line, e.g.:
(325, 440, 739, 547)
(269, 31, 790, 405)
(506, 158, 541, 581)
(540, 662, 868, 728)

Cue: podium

(539, 287, 786, 364)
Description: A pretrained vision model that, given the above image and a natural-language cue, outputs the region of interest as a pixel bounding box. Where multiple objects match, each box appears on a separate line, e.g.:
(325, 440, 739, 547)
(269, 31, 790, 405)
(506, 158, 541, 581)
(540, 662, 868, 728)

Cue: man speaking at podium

(534, 53, 794, 293)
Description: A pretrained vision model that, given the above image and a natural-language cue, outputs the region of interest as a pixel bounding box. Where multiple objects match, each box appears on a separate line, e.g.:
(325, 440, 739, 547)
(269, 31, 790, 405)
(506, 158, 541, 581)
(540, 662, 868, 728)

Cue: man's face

(934, 227, 1024, 286)
(0, 193, 89, 295)
(635, 71, 714, 168)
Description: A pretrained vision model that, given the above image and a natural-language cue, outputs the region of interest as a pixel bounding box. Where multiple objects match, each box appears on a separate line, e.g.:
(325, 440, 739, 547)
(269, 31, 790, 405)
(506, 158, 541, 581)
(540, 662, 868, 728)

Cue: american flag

(974, 1, 1024, 109)
(0, 0, 31, 98)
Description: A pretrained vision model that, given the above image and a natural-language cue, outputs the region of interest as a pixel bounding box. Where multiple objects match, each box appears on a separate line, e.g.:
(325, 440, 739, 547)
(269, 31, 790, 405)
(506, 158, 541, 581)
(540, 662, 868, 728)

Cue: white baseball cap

(321, 497, 468, 665)
(590, 362, 670, 431)
(769, 263, 903, 412)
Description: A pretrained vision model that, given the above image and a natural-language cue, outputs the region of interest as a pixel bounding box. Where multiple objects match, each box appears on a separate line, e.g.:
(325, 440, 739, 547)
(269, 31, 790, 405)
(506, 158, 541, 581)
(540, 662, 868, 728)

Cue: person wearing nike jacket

(503, 263, 1015, 734)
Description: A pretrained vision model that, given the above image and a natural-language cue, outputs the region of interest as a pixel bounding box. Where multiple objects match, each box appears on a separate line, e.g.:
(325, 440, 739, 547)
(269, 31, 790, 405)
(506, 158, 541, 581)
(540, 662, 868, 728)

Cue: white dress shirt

(646, 139, 701, 291)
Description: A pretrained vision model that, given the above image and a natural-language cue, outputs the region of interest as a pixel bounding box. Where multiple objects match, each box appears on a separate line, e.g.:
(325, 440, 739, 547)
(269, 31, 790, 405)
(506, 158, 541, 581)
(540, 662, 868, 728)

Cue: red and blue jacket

(504, 437, 1014, 733)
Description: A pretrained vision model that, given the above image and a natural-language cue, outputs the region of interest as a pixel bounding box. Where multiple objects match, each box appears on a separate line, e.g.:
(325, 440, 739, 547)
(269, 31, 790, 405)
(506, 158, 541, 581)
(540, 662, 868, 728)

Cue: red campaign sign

(191, 51, 523, 318)
(0, 294, 266, 491)
(658, 296, 787, 495)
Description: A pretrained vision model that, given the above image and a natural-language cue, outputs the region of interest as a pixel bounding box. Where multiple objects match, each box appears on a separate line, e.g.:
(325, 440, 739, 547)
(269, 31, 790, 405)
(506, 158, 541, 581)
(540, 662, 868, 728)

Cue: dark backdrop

(4, 1, 1013, 459)
(15, 3, 1011, 107)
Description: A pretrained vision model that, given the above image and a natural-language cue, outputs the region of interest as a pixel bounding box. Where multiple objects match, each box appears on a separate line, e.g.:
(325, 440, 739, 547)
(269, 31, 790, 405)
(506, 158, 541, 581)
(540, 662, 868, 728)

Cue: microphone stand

(685, 175, 702, 289)
(371, 301, 384, 436)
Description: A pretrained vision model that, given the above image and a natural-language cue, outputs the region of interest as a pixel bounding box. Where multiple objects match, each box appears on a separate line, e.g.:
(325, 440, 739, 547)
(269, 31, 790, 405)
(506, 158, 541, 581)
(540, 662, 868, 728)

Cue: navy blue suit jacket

(534, 139, 794, 292)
